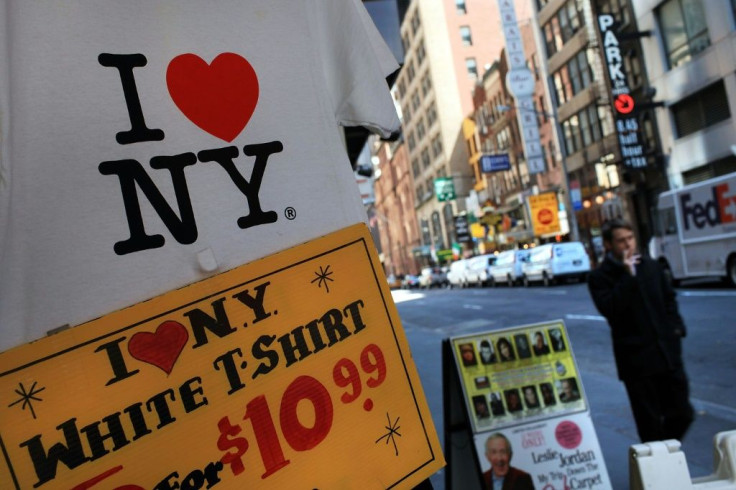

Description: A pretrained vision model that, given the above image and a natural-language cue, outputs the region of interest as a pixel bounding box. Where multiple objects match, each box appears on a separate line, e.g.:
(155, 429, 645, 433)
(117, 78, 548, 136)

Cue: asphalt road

(392, 279, 736, 489)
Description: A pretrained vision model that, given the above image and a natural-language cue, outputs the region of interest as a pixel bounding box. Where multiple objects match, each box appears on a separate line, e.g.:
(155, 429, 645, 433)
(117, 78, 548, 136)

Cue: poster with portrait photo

(473, 395, 491, 419)
(459, 342, 478, 367)
(514, 333, 532, 359)
(532, 330, 551, 356)
(496, 336, 516, 362)
(450, 320, 585, 433)
(478, 339, 497, 365)
(522, 385, 541, 409)
(472, 413, 612, 490)
(548, 327, 566, 352)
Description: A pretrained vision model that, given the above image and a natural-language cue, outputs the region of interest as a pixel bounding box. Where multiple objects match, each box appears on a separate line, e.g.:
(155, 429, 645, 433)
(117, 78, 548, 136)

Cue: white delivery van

(447, 259, 471, 288)
(490, 250, 530, 287)
(464, 253, 498, 287)
(649, 172, 736, 286)
(521, 242, 590, 286)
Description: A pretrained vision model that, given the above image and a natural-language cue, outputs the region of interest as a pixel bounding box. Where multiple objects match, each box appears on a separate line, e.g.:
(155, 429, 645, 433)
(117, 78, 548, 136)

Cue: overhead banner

(529, 193, 562, 236)
(446, 321, 611, 489)
(0, 224, 443, 490)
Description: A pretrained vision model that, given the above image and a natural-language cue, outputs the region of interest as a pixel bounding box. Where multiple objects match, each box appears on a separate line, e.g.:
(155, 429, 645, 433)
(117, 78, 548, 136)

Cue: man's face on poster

(486, 437, 511, 477)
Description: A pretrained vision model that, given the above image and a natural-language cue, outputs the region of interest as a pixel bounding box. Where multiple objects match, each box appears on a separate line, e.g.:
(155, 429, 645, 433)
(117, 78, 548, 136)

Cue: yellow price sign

(0, 224, 443, 489)
(529, 193, 561, 236)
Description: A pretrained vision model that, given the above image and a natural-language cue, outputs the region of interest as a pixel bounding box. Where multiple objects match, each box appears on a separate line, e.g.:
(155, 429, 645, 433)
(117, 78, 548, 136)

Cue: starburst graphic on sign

(311, 265, 334, 293)
(8, 381, 46, 419)
(376, 412, 402, 456)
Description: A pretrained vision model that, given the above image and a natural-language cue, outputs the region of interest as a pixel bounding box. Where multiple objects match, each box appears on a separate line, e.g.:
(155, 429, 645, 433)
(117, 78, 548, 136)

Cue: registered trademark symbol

(284, 207, 296, 220)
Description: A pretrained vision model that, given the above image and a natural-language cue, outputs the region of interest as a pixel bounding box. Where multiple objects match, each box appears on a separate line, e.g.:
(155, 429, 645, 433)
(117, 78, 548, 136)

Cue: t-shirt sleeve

(308, 0, 401, 138)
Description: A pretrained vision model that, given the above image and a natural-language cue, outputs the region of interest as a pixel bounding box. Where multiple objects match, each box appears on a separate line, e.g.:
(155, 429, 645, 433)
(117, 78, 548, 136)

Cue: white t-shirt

(0, 0, 400, 352)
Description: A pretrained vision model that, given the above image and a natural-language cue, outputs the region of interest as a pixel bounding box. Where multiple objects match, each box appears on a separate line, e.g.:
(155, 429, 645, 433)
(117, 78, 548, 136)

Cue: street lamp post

(497, 104, 581, 243)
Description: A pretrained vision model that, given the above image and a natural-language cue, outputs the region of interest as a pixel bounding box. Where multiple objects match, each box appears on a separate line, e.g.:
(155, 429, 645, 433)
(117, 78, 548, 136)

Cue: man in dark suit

(482, 433, 534, 490)
(588, 219, 694, 442)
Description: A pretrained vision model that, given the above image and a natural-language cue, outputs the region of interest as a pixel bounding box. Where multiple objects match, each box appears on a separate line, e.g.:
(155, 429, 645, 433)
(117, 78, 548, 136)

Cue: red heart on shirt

(167, 53, 259, 142)
(128, 321, 189, 375)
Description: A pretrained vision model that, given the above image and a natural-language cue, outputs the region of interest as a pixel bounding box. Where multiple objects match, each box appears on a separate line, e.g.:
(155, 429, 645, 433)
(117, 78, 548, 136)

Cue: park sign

(598, 14, 647, 169)
(434, 177, 456, 202)
(0, 224, 443, 490)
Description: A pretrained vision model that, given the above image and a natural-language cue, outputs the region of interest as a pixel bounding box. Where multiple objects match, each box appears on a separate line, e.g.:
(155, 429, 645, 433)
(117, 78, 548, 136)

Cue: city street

(393, 281, 736, 489)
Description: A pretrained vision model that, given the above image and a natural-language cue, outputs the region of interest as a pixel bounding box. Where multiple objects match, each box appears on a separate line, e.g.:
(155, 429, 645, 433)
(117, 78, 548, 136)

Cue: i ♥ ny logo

(167, 53, 260, 142)
(97, 52, 279, 257)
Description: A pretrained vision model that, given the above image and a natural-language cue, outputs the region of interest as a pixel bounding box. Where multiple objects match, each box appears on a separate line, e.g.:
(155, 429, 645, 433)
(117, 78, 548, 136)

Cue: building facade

(633, 0, 736, 187)
(395, 0, 508, 263)
(372, 137, 423, 276)
(467, 19, 569, 252)
(532, 0, 630, 262)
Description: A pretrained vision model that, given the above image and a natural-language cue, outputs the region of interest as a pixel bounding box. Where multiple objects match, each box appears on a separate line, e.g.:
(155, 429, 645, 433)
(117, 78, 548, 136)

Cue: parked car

(490, 250, 530, 287)
(401, 274, 420, 289)
(447, 259, 471, 288)
(419, 266, 448, 289)
(521, 242, 591, 286)
(464, 254, 498, 287)
(386, 274, 403, 289)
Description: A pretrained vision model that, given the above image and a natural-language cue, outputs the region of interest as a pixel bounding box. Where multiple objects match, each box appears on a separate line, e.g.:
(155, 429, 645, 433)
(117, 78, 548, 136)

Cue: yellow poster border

(0, 223, 443, 490)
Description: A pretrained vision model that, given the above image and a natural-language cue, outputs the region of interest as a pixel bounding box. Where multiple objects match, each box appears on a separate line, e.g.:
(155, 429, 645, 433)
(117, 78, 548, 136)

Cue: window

(657, 0, 710, 69)
(402, 103, 412, 124)
(466, 57, 478, 78)
(397, 79, 406, 99)
(551, 49, 595, 107)
(411, 11, 421, 34)
(408, 131, 416, 151)
(456, 0, 467, 14)
(460, 26, 473, 46)
(416, 119, 426, 140)
(411, 90, 421, 111)
(671, 81, 731, 138)
(543, 0, 584, 56)
(426, 102, 437, 127)
(421, 148, 431, 168)
(411, 158, 420, 178)
(431, 134, 444, 158)
(421, 72, 432, 96)
(543, 17, 562, 56)
(562, 103, 607, 154)
(401, 33, 411, 53)
(406, 60, 416, 82)
(416, 39, 426, 65)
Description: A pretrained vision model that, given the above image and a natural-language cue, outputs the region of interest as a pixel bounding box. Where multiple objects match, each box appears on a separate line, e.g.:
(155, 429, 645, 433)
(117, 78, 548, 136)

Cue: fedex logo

(681, 182, 736, 230)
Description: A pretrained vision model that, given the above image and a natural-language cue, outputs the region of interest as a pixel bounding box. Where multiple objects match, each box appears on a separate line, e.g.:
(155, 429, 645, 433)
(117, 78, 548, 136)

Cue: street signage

(570, 180, 583, 211)
(529, 193, 561, 236)
(455, 215, 472, 243)
(0, 224, 443, 490)
(598, 14, 646, 168)
(443, 321, 611, 489)
(480, 153, 511, 173)
(505, 68, 535, 98)
(434, 177, 456, 202)
(497, 0, 546, 175)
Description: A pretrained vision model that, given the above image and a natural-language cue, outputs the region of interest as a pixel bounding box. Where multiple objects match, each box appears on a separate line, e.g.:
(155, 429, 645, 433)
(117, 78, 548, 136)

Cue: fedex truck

(649, 172, 736, 286)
